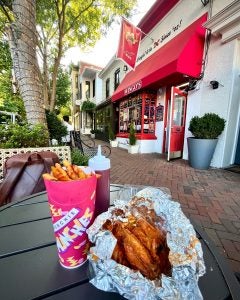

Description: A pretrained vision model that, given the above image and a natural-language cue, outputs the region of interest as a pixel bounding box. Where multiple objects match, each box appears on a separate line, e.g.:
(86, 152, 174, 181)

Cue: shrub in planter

(128, 122, 139, 154)
(188, 113, 225, 169)
(0, 123, 49, 148)
(189, 113, 225, 139)
(108, 125, 118, 147)
(108, 126, 115, 141)
(129, 122, 136, 145)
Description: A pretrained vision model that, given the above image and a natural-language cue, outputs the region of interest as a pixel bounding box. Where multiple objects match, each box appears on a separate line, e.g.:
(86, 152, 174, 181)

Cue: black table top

(0, 185, 240, 300)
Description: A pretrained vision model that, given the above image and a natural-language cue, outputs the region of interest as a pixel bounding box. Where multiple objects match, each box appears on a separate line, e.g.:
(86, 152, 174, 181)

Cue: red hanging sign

(116, 18, 142, 69)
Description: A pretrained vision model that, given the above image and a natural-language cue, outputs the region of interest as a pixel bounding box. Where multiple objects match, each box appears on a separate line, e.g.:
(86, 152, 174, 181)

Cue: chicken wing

(122, 227, 161, 280)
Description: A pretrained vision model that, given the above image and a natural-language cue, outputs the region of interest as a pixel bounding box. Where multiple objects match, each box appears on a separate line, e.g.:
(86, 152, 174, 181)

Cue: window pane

(93, 79, 95, 97)
(86, 81, 90, 99)
(106, 78, 110, 98)
(173, 97, 184, 126)
(114, 68, 120, 90)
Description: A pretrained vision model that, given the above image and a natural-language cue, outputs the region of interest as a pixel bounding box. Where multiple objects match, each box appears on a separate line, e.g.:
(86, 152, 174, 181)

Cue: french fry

(72, 165, 87, 180)
(43, 161, 98, 182)
(63, 160, 79, 180)
(51, 165, 71, 181)
(42, 173, 58, 181)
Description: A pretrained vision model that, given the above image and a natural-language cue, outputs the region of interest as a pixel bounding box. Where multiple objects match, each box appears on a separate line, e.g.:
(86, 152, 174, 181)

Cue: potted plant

(187, 113, 225, 169)
(108, 126, 118, 147)
(128, 122, 139, 154)
(90, 129, 95, 139)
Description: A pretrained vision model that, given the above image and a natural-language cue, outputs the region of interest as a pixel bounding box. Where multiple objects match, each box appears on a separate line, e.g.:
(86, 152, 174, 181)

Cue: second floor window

(93, 79, 95, 98)
(85, 81, 90, 99)
(106, 78, 110, 98)
(114, 68, 120, 90)
(79, 83, 82, 99)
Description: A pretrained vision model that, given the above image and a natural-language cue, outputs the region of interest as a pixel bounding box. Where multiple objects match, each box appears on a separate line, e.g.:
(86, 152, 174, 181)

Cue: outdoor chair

(70, 131, 111, 159)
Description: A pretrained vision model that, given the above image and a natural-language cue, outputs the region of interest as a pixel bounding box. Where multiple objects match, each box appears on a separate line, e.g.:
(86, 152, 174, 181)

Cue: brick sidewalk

(104, 144, 240, 273)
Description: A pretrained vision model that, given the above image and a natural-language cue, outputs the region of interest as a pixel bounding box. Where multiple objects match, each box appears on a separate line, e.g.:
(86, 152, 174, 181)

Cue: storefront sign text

(137, 19, 182, 63)
(124, 80, 142, 95)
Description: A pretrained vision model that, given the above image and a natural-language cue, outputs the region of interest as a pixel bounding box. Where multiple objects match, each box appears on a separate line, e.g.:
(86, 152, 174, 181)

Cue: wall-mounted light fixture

(123, 65, 128, 72)
(201, 0, 209, 6)
(210, 80, 219, 89)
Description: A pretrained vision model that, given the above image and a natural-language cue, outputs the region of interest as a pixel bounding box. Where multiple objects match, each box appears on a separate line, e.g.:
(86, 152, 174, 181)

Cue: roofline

(137, 0, 180, 35)
(98, 55, 117, 78)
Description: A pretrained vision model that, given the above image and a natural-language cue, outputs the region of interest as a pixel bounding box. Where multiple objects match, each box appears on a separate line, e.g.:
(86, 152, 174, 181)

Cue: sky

(61, 0, 156, 68)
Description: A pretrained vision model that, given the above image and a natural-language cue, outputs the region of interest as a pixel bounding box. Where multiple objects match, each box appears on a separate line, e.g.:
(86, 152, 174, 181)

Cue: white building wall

(184, 0, 240, 168)
(100, 59, 125, 101)
(95, 76, 102, 105)
(70, 69, 79, 103)
(211, 0, 233, 16)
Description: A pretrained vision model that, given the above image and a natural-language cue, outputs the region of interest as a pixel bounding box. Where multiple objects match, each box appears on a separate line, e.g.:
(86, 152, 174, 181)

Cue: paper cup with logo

(44, 172, 97, 269)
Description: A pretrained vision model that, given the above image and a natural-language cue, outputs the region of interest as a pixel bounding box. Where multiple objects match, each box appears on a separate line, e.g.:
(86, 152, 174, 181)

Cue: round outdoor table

(0, 184, 240, 300)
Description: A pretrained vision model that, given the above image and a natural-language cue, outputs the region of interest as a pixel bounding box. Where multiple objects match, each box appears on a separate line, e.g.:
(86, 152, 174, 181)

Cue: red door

(167, 87, 187, 161)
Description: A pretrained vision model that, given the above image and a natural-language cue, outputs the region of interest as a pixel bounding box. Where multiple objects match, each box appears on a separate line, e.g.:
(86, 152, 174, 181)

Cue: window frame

(106, 78, 110, 98)
(114, 68, 120, 90)
(85, 81, 90, 99)
(93, 79, 95, 98)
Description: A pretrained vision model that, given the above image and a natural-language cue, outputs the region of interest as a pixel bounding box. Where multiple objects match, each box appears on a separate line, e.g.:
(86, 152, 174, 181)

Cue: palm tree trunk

(8, 0, 47, 125)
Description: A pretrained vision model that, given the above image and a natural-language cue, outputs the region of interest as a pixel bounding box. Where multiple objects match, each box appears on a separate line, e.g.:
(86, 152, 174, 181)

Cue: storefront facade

(112, 0, 240, 168)
(97, 58, 125, 140)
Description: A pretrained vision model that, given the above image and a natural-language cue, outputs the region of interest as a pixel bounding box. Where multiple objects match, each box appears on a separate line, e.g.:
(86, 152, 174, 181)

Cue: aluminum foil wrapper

(87, 187, 206, 300)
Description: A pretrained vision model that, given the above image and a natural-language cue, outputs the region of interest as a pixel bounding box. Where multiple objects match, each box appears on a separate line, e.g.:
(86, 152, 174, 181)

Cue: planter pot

(187, 137, 218, 170)
(90, 134, 95, 139)
(128, 144, 139, 154)
(110, 140, 118, 147)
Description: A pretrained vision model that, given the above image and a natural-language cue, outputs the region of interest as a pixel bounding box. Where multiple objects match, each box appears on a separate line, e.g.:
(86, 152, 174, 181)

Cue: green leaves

(188, 113, 226, 139)
(129, 122, 136, 145)
(0, 123, 49, 148)
(56, 67, 71, 108)
(71, 148, 89, 166)
(45, 110, 68, 144)
(81, 100, 96, 111)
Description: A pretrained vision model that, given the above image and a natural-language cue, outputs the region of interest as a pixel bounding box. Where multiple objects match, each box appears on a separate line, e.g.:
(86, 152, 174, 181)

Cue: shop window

(93, 79, 95, 98)
(85, 81, 90, 99)
(114, 68, 120, 90)
(106, 78, 110, 98)
(96, 105, 112, 133)
(118, 92, 156, 135)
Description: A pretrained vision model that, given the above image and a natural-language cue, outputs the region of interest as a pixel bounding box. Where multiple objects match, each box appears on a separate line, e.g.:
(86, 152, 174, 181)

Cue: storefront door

(167, 87, 187, 161)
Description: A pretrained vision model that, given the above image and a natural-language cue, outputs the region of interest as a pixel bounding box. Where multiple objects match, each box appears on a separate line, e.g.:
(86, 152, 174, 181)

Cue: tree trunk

(49, 35, 63, 112)
(42, 39, 50, 110)
(8, 0, 47, 125)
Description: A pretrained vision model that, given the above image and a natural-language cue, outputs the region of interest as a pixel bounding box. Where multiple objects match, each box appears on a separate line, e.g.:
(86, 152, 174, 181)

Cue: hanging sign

(116, 18, 142, 69)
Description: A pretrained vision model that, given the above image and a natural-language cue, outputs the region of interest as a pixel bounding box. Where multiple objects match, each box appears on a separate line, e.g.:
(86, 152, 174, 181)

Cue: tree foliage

(46, 110, 67, 144)
(36, 0, 137, 111)
(0, 0, 137, 126)
(55, 67, 71, 108)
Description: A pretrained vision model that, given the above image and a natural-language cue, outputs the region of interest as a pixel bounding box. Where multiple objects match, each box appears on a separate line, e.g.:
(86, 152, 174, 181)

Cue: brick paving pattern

(97, 143, 240, 273)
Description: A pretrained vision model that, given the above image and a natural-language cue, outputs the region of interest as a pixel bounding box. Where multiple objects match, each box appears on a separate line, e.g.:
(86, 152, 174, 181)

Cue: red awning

(112, 14, 207, 102)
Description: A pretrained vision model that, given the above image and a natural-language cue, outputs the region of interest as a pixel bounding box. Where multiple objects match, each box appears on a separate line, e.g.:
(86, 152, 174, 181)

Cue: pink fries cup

(44, 174, 97, 269)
